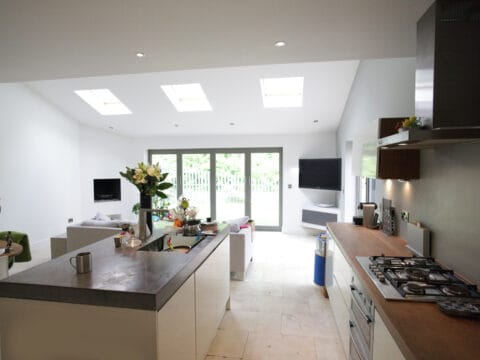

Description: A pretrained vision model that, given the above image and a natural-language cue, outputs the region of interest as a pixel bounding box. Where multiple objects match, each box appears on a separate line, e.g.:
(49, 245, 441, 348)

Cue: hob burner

(441, 284, 471, 297)
(405, 268, 429, 282)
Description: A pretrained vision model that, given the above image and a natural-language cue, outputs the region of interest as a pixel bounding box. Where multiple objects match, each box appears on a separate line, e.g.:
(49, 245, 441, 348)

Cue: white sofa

(230, 226, 253, 280)
(50, 218, 141, 258)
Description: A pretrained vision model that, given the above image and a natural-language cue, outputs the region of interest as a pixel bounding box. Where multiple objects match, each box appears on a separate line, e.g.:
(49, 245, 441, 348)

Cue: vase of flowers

(395, 116, 423, 132)
(170, 196, 199, 231)
(120, 162, 173, 233)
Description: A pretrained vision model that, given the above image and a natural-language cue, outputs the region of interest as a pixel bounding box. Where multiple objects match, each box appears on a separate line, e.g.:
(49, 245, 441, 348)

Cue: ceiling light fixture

(229, 122, 235, 126)
(260, 77, 304, 108)
(161, 83, 212, 112)
(136, 52, 146, 58)
(74, 89, 131, 115)
(313, 119, 319, 123)
(274, 41, 286, 47)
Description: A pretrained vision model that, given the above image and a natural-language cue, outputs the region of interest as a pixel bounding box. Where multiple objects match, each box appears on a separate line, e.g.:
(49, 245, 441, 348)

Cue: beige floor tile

(207, 329, 249, 358)
(314, 334, 347, 360)
(244, 332, 317, 360)
(219, 310, 282, 333)
(282, 312, 337, 338)
(204, 356, 241, 360)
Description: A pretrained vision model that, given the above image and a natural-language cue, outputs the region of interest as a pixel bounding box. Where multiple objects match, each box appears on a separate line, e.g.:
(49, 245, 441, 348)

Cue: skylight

(74, 89, 131, 115)
(161, 83, 212, 112)
(260, 77, 304, 108)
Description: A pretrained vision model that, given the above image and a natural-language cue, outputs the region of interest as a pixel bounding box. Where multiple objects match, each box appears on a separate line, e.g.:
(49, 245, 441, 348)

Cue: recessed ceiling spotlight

(313, 119, 319, 123)
(108, 125, 115, 131)
(274, 41, 286, 47)
(174, 123, 179, 127)
(136, 52, 146, 58)
(229, 122, 235, 126)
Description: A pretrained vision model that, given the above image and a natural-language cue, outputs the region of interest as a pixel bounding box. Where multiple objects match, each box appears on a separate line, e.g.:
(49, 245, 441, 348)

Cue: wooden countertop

(327, 223, 480, 360)
(0, 225, 229, 311)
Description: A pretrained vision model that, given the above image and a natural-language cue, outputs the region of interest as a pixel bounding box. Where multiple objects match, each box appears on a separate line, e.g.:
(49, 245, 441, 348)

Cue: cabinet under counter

(0, 227, 230, 359)
(326, 223, 480, 360)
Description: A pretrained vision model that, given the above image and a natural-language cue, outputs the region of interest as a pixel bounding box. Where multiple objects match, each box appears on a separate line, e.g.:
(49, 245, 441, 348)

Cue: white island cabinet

(0, 235, 230, 360)
(195, 237, 230, 360)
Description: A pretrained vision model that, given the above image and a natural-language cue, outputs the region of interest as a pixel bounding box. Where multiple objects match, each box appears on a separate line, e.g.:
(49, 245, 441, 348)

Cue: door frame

(148, 148, 283, 231)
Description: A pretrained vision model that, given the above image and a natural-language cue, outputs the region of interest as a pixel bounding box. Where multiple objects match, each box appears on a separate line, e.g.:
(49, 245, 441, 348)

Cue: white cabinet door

(373, 309, 405, 360)
(156, 275, 196, 360)
(195, 239, 230, 360)
(325, 230, 352, 355)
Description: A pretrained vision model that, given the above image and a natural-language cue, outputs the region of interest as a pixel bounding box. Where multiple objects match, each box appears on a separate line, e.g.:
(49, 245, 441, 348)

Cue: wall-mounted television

(299, 158, 342, 191)
(93, 178, 121, 201)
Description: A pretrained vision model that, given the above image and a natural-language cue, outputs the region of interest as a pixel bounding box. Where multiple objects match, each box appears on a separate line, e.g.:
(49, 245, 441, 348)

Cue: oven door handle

(350, 285, 372, 324)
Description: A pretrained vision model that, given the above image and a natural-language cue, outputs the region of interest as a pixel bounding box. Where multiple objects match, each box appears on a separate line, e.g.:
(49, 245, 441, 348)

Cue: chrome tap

(138, 208, 169, 241)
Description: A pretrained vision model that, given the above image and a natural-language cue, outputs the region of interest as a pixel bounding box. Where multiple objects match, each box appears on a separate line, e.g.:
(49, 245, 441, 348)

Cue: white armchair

(229, 226, 253, 280)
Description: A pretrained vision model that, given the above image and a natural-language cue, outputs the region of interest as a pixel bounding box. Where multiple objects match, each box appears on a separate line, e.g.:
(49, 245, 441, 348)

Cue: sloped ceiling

(1, 0, 433, 136)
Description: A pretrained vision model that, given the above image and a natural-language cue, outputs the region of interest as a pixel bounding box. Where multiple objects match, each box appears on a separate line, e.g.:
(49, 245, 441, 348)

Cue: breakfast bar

(0, 225, 230, 360)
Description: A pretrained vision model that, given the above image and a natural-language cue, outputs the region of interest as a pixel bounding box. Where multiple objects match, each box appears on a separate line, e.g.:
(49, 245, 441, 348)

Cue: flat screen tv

(93, 178, 121, 201)
(299, 158, 342, 191)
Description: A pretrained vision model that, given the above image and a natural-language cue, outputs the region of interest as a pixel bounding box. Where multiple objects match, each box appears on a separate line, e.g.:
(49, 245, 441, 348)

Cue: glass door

(215, 153, 245, 220)
(251, 152, 281, 228)
(150, 153, 178, 209)
(182, 153, 211, 220)
(149, 148, 282, 230)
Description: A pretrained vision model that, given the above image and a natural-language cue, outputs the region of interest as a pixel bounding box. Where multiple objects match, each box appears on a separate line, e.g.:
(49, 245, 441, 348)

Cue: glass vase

(140, 193, 152, 233)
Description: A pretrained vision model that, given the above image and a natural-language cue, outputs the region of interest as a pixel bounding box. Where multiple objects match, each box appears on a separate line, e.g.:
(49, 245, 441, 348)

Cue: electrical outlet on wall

(401, 210, 409, 222)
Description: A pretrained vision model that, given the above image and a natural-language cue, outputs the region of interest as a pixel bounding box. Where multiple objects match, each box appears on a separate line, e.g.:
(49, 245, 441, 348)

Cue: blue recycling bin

(314, 233, 326, 286)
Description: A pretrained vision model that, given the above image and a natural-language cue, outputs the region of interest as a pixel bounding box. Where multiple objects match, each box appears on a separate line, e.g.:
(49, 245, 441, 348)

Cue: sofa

(50, 214, 141, 258)
(229, 225, 253, 281)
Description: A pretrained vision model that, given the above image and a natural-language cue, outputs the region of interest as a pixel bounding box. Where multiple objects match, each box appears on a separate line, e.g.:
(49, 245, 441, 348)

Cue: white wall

(336, 58, 416, 219)
(0, 83, 81, 243)
(336, 57, 480, 285)
(79, 126, 139, 221)
(78, 130, 337, 234)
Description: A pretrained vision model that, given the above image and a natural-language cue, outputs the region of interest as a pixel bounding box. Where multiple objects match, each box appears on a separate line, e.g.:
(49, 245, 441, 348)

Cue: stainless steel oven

(349, 276, 374, 360)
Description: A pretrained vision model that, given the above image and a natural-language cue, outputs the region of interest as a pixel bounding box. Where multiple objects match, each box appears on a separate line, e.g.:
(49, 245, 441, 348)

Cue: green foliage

(120, 162, 173, 198)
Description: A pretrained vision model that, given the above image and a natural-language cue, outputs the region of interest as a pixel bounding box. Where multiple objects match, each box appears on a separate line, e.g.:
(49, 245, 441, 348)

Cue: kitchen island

(0, 224, 230, 360)
(327, 223, 480, 360)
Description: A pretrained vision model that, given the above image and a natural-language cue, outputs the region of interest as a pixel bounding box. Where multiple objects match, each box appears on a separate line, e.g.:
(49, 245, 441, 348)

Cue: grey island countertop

(0, 224, 229, 311)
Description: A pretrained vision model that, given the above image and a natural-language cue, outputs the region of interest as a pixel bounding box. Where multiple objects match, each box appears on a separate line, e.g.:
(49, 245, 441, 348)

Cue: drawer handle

(349, 320, 355, 328)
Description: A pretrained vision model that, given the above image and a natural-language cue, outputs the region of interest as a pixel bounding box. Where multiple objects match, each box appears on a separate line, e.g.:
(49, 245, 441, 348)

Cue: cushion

(93, 212, 109, 221)
(225, 216, 250, 233)
(81, 220, 119, 228)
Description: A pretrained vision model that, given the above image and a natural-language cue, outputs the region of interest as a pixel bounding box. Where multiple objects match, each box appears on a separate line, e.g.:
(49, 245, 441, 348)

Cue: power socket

(401, 211, 409, 222)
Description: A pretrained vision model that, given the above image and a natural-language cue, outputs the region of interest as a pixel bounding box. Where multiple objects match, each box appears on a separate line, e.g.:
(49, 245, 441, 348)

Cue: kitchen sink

(138, 234, 206, 254)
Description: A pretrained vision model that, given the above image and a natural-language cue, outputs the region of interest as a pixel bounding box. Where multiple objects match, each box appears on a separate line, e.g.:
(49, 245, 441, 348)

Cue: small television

(299, 158, 342, 191)
(93, 178, 121, 201)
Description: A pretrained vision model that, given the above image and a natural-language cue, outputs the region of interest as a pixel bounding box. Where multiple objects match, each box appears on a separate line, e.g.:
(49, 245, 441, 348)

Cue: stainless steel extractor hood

(379, 0, 480, 149)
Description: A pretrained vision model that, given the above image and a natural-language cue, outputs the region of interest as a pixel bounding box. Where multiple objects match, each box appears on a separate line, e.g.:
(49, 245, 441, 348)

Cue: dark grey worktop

(0, 224, 229, 311)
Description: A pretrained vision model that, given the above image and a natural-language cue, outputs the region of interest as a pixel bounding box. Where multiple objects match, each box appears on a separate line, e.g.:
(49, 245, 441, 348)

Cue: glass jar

(183, 219, 201, 236)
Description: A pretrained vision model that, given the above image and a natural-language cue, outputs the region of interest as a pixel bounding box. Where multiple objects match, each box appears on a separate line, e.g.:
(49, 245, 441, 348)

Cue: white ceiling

(1, 0, 434, 136)
(28, 61, 359, 137)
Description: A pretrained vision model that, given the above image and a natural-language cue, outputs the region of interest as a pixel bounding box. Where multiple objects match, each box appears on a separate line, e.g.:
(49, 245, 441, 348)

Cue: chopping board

(406, 222, 430, 256)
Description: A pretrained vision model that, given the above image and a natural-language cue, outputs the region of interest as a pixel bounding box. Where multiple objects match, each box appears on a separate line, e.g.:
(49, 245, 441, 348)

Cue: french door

(149, 148, 282, 230)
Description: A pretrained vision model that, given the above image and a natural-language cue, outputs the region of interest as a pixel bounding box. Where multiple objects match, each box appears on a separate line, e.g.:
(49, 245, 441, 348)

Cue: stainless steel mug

(69, 252, 92, 274)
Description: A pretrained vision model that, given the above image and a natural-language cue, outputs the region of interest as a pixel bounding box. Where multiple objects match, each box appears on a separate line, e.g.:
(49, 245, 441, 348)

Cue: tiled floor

(205, 231, 346, 360)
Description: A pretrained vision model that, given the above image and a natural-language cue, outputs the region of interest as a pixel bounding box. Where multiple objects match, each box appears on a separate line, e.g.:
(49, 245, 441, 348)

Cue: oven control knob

(378, 275, 386, 283)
